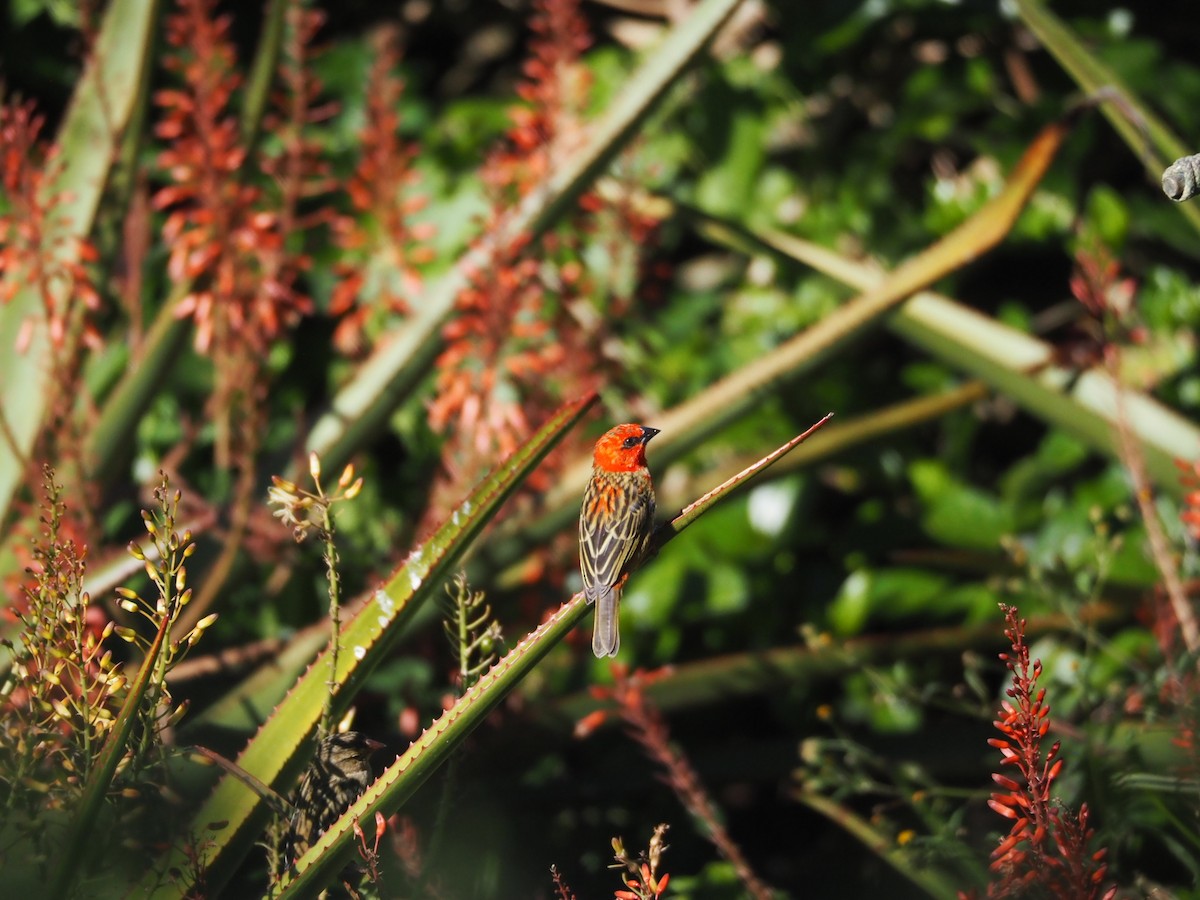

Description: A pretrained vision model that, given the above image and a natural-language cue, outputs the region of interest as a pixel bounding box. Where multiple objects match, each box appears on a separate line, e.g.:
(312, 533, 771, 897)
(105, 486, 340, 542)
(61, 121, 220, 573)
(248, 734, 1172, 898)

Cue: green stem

(793, 788, 961, 900)
(320, 502, 341, 736)
(240, 0, 288, 151)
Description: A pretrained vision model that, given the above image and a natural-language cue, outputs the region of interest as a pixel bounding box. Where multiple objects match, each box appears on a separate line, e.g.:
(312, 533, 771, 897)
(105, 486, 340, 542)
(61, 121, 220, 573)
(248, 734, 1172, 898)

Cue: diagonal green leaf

(758, 233, 1200, 497)
(891, 292, 1200, 495)
(84, 286, 191, 485)
(148, 392, 597, 896)
(274, 421, 831, 896)
(0, 0, 160, 527)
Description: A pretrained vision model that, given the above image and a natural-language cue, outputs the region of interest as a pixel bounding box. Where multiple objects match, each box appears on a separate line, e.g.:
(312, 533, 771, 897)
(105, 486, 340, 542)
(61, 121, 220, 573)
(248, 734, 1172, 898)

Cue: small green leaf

(910, 460, 1015, 550)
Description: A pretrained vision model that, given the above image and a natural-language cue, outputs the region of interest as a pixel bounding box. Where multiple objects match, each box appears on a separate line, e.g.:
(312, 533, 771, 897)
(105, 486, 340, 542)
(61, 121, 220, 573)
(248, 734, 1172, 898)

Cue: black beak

(641, 427, 661, 444)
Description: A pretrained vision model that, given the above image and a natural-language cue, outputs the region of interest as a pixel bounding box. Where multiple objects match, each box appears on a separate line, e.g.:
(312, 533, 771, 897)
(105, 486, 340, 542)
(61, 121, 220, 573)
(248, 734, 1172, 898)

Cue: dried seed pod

(1162, 152, 1200, 202)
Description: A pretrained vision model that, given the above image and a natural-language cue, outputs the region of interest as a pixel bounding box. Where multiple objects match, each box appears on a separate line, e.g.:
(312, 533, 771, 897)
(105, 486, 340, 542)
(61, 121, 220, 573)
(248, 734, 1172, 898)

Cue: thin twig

(165, 636, 284, 683)
(1107, 347, 1199, 654)
(610, 669, 775, 900)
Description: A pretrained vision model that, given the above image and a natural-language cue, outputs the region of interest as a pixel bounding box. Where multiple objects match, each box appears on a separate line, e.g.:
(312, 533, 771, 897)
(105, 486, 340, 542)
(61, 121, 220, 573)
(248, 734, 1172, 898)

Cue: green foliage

(3, 0, 1200, 896)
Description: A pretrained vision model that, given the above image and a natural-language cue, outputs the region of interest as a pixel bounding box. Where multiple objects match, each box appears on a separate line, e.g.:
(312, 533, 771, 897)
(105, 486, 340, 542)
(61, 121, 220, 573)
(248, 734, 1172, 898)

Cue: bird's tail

(591, 586, 620, 657)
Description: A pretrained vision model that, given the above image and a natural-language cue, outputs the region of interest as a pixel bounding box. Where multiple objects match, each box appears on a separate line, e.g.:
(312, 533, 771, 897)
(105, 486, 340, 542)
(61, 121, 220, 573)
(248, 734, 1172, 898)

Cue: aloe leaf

(756, 232, 1200, 497)
(1011, 0, 1200, 238)
(274, 422, 831, 895)
(660, 414, 833, 539)
(302, 0, 747, 478)
(147, 393, 596, 896)
(49, 615, 170, 900)
(275, 595, 587, 896)
(890, 293, 1200, 495)
(180, 611, 335, 735)
(84, 287, 191, 485)
(0, 0, 159, 527)
(550, 603, 1122, 724)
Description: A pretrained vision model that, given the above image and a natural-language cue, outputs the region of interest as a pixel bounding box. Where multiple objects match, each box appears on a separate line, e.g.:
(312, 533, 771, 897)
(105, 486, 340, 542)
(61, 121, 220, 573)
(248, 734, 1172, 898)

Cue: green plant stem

(320, 503, 341, 736)
(241, 0, 288, 151)
(84, 283, 191, 485)
(793, 788, 960, 900)
(547, 602, 1124, 727)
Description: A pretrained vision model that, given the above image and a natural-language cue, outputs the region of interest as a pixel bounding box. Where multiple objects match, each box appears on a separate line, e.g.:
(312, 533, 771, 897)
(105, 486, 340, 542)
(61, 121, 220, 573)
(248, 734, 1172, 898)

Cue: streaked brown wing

(579, 472, 653, 596)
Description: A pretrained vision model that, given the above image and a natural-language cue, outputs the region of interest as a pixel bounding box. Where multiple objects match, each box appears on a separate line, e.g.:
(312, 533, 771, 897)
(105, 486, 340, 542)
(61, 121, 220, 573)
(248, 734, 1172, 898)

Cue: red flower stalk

(582, 667, 773, 900)
(0, 95, 101, 352)
(488, 0, 592, 200)
(1053, 241, 1144, 375)
(155, 0, 326, 470)
(428, 0, 600, 520)
(0, 93, 104, 499)
(609, 823, 671, 900)
(430, 0, 667, 532)
(1177, 456, 1200, 543)
(256, 1, 333, 316)
(985, 605, 1113, 899)
(2, 468, 119, 788)
(550, 864, 578, 900)
(154, 0, 311, 355)
(329, 27, 433, 357)
(1068, 243, 1135, 326)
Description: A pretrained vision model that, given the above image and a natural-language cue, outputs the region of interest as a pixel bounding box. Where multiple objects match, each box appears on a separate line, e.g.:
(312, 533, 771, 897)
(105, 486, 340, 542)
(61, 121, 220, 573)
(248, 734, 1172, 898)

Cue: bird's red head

(592, 423, 660, 473)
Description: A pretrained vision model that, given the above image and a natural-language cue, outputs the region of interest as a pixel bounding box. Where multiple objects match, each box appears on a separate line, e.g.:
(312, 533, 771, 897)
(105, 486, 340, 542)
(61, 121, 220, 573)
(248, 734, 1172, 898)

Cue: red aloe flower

(0, 95, 101, 351)
(154, 0, 311, 356)
(154, 0, 329, 470)
(428, 0, 597, 517)
(582, 667, 773, 900)
(1177, 457, 1200, 542)
(329, 28, 433, 357)
(986, 605, 1113, 899)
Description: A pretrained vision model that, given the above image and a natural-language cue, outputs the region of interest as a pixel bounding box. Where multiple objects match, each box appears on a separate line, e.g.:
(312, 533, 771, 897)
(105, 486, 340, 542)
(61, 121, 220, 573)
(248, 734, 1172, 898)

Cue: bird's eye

(622, 436, 641, 449)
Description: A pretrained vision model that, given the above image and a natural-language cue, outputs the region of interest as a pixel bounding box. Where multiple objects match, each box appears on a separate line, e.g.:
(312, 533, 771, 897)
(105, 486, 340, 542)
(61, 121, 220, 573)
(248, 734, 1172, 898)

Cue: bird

(579, 423, 660, 657)
(276, 730, 384, 877)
